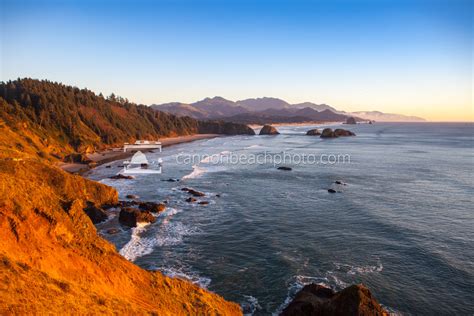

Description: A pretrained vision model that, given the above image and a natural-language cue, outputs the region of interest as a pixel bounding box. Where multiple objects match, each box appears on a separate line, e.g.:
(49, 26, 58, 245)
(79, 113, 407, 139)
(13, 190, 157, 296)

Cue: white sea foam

(119, 222, 152, 261)
(241, 295, 262, 316)
(182, 165, 207, 179)
(157, 266, 211, 288)
(245, 144, 262, 149)
(119, 207, 201, 262)
(334, 260, 383, 275)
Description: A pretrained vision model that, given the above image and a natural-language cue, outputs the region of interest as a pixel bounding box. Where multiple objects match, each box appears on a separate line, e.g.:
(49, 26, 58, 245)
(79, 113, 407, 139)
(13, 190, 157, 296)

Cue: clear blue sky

(1, 0, 472, 120)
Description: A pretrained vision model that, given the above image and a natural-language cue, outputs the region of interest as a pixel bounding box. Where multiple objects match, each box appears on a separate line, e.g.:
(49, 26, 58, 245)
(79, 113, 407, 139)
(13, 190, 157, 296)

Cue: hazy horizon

(1, 0, 472, 121)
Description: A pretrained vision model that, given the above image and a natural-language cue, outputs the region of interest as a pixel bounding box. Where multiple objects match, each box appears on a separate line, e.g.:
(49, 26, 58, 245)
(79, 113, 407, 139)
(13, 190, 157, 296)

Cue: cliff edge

(0, 158, 241, 315)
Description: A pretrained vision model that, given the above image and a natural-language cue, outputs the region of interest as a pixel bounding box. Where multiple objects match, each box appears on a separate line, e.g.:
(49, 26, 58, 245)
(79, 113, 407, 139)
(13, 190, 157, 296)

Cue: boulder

(162, 178, 179, 182)
(277, 166, 292, 171)
(320, 128, 336, 138)
(138, 202, 166, 213)
(106, 228, 120, 235)
(281, 284, 388, 316)
(186, 197, 197, 203)
(328, 188, 337, 193)
(306, 129, 321, 136)
(198, 201, 209, 205)
(118, 207, 156, 227)
(188, 189, 205, 197)
(346, 116, 357, 124)
(83, 203, 108, 224)
(320, 128, 355, 138)
(126, 194, 139, 199)
(259, 125, 280, 135)
(334, 129, 356, 137)
(109, 174, 134, 180)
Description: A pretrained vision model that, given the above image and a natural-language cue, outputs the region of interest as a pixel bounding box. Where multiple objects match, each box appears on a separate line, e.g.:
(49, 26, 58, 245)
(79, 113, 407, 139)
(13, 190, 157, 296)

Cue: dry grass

(0, 159, 241, 315)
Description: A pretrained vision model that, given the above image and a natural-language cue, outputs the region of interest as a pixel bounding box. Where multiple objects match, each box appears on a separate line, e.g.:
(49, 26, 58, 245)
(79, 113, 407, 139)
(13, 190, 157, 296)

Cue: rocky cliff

(0, 158, 241, 315)
(281, 284, 387, 316)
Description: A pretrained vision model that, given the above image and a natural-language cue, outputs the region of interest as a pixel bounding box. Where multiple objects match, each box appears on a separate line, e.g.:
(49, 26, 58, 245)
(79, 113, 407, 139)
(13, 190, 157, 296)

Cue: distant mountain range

(151, 97, 425, 123)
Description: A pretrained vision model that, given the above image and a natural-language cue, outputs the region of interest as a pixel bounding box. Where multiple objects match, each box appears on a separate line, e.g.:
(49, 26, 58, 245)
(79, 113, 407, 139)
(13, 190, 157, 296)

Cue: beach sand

(58, 134, 220, 173)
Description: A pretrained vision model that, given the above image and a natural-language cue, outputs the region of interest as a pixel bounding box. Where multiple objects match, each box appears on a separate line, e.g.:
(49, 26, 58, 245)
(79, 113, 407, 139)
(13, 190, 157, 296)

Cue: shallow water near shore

(88, 123, 474, 315)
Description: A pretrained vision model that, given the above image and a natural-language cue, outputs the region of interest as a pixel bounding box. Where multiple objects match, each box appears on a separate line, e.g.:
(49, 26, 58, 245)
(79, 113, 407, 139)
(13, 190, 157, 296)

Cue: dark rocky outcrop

(106, 228, 120, 235)
(126, 194, 139, 199)
(320, 128, 355, 138)
(277, 166, 292, 171)
(346, 116, 357, 124)
(83, 203, 108, 224)
(119, 207, 156, 227)
(328, 189, 337, 193)
(138, 202, 166, 213)
(306, 129, 321, 136)
(334, 129, 356, 137)
(188, 189, 206, 197)
(281, 284, 388, 316)
(109, 174, 134, 180)
(186, 197, 197, 203)
(259, 125, 280, 135)
(198, 201, 209, 205)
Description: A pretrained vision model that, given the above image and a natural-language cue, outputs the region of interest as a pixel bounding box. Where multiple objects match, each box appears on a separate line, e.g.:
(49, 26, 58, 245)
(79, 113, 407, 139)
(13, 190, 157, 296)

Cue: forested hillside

(0, 79, 254, 160)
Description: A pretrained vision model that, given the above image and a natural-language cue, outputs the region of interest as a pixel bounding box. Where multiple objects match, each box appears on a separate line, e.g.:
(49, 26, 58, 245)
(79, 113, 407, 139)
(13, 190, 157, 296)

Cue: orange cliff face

(0, 158, 242, 315)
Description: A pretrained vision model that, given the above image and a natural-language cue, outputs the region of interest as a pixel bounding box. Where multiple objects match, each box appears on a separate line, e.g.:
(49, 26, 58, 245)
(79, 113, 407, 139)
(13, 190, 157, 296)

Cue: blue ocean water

(88, 123, 474, 315)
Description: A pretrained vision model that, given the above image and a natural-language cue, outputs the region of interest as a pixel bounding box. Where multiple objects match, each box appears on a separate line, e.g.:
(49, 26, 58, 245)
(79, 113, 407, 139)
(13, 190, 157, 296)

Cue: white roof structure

(130, 151, 149, 164)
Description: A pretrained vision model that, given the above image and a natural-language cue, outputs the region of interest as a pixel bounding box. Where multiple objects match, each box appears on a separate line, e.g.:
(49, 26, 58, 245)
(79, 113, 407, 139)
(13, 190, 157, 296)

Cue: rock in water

(281, 284, 388, 316)
(320, 128, 336, 138)
(188, 189, 206, 197)
(198, 201, 209, 205)
(138, 202, 166, 213)
(328, 188, 337, 193)
(119, 207, 156, 227)
(83, 203, 108, 224)
(321, 128, 355, 138)
(259, 124, 280, 135)
(126, 194, 139, 199)
(346, 116, 357, 124)
(109, 174, 134, 180)
(186, 197, 197, 203)
(277, 166, 292, 171)
(106, 228, 120, 235)
(306, 129, 321, 136)
(334, 128, 356, 137)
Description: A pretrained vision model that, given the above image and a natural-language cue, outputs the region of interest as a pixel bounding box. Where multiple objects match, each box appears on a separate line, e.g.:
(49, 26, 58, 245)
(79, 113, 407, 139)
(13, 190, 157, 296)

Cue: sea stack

(259, 124, 280, 135)
(281, 284, 388, 316)
(306, 129, 321, 136)
(320, 128, 355, 138)
(346, 116, 357, 124)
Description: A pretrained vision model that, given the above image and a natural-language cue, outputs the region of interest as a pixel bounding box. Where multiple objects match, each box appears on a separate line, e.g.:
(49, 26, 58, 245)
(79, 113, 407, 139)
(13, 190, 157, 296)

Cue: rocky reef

(320, 128, 356, 138)
(281, 284, 388, 316)
(0, 158, 241, 315)
(259, 124, 280, 135)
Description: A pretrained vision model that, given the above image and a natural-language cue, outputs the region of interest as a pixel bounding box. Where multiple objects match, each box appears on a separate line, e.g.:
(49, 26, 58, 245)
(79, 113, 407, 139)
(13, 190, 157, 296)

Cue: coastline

(58, 134, 220, 174)
(248, 121, 343, 129)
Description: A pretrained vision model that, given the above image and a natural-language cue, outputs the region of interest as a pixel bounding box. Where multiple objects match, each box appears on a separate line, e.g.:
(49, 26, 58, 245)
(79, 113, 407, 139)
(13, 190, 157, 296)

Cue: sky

(1, 0, 472, 121)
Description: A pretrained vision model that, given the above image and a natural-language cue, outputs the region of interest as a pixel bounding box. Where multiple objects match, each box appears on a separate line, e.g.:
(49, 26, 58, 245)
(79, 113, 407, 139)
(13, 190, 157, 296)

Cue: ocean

(87, 122, 474, 315)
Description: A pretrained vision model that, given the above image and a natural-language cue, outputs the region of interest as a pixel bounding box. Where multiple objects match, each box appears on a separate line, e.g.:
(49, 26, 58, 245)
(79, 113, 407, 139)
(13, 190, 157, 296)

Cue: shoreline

(58, 134, 220, 174)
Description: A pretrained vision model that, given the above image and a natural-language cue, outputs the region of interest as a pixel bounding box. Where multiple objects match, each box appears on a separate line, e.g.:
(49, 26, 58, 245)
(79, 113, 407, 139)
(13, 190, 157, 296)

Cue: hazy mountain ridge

(349, 111, 426, 122)
(152, 97, 425, 123)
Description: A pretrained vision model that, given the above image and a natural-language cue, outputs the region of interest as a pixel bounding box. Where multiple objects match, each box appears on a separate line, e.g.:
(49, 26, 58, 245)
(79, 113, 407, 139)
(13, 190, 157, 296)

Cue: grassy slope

(0, 158, 241, 315)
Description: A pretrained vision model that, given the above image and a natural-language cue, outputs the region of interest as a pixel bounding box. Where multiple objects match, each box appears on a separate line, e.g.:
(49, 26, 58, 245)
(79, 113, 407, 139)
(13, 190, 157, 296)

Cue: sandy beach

(58, 134, 220, 173)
